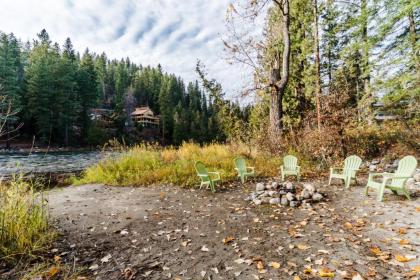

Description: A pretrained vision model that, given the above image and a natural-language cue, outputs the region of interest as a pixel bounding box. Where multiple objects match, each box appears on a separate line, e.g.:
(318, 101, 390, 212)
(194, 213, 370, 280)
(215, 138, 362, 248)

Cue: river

(0, 151, 115, 176)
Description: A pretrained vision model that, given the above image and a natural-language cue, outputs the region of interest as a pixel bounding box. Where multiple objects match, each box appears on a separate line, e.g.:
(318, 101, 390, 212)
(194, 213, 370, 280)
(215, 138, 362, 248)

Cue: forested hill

(0, 29, 234, 147)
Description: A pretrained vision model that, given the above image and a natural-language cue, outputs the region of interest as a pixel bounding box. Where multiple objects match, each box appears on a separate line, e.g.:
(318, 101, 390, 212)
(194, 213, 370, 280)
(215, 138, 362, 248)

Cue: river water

(0, 151, 114, 176)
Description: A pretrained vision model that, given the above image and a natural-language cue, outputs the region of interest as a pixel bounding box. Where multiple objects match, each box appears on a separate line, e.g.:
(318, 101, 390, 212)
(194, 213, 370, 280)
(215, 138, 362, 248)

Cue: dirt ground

(11, 178, 420, 279)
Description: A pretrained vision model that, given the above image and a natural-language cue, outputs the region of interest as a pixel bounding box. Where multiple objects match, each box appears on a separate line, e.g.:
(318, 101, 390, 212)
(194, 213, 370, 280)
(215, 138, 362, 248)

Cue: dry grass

(0, 175, 52, 265)
(74, 142, 284, 187)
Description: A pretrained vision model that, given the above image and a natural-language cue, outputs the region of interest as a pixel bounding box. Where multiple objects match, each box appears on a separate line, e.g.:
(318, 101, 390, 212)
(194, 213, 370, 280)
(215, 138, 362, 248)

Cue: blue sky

(0, 0, 258, 99)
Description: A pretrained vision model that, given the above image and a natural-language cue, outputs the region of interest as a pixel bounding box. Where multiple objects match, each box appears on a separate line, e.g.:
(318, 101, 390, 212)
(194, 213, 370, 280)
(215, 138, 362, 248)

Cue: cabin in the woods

(89, 108, 114, 127)
(131, 106, 160, 127)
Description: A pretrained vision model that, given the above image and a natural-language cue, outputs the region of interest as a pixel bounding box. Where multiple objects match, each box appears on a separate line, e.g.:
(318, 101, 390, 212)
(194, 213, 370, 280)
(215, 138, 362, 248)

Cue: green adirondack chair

(194, 161, 221, 193)
(365, 155, 417, 202)
(280, 155, 300, 181)
(329, 155, 362, 188)
(234, 157, 255, 183)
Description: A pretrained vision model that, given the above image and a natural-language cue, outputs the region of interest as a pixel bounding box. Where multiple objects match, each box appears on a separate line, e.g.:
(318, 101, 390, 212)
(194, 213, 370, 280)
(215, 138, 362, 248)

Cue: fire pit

(246, 181, 325, 207)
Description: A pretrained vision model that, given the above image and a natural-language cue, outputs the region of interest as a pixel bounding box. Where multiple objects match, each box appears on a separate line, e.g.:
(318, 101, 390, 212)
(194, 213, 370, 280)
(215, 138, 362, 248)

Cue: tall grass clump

(75, 143, 282, 187)
(0, 176, 51, 265)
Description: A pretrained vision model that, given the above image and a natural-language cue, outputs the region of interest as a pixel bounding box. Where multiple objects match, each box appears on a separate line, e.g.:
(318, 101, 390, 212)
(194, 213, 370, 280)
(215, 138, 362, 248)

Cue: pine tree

(78, 49, 98, 141)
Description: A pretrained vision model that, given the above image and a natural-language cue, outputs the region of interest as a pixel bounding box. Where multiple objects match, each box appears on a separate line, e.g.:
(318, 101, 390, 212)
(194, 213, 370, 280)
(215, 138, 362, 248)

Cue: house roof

(131, 106, 154, 116)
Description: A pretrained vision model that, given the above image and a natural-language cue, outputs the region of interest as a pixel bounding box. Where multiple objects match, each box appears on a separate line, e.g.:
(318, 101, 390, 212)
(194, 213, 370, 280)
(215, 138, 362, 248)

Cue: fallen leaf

(256, 261, 264, 271)
(48, 266, 60, 278)
(268, 261, 281, 269)
(201, 245, 209, 252)
(370, 247, 382, 256)
(415, 207, 420, 212)
(344, 222, 353, 229)
(304, 267, 313, 274)
(413, 265, 420, 273)
(53, 255, 61, 263)
(398, 228, 407, 235)
(297, 244, 311, 250)
(352, 273, 364, 280)
(318, 249, 330, 254)
(223, 236, 235, 244)
(395, 254, 416, 262)
(294, 276, 302, 280)
(399, 239, 410, 245)
(89, 264, 99, 270)
(319, 267, 335, 277)
(101, 254, 112, 263)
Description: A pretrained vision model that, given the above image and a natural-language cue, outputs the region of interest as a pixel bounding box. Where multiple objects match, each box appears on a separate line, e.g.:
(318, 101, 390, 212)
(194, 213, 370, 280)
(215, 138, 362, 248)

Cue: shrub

(0, 176, 51, 265)
(74, 142, 283, 187)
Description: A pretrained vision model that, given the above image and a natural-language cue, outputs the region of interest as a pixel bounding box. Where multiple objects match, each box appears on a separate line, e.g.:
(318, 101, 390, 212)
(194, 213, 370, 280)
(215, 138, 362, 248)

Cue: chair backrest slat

(195, 161, 209, 177)
(343, 155, 362, 177)
(284, 155, 298, 170)
(392, 155, 417, 186)
(235, 157, 247, 173)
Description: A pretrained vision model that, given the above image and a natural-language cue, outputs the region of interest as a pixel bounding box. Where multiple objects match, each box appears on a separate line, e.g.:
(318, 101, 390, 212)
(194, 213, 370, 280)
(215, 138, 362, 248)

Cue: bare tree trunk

(269, 0, 290, 136)
(360, 0, 372, 122)
(313, 0, 322, 132)
(408, 9, 419, 78)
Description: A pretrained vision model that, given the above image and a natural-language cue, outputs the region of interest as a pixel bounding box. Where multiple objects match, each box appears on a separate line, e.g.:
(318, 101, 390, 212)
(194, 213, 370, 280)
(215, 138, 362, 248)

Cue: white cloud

(0, 0, 263, 100)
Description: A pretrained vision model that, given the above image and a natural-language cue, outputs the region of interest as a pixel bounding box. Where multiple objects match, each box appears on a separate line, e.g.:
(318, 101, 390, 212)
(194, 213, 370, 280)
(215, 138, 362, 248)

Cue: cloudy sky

(0, 0, 260, 99)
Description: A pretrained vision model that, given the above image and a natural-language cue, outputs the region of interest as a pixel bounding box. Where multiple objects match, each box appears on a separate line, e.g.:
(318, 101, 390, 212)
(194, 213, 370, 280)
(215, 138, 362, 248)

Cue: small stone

(280, 196, 289, 206)
(256, 183, 265, 192)
(406, 178, 415, 186)
(371, 159, 380, 165)
(279, 189, 287, 195)
(271, 182, 279, 189)
(312, 193, 323, 202)
(286, 192, 296, 201)
(256, 191, 265, 196)
(265, 184, 273, 190)
(250, 193, 258, 200)
(267, 191, 277, 197)
(301, 189, 312, 199)
(369, 164, 377, 171)
(413, 173, 420, 182)
(253, 199, 262, 205)
(289, 200, 300, 207)
(269, 198, 281, 204)
(259, 191, 269, 198)
(261, 197, 271, 204)
(303, 183, 316, 194)
(285, 182, 294, 190)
